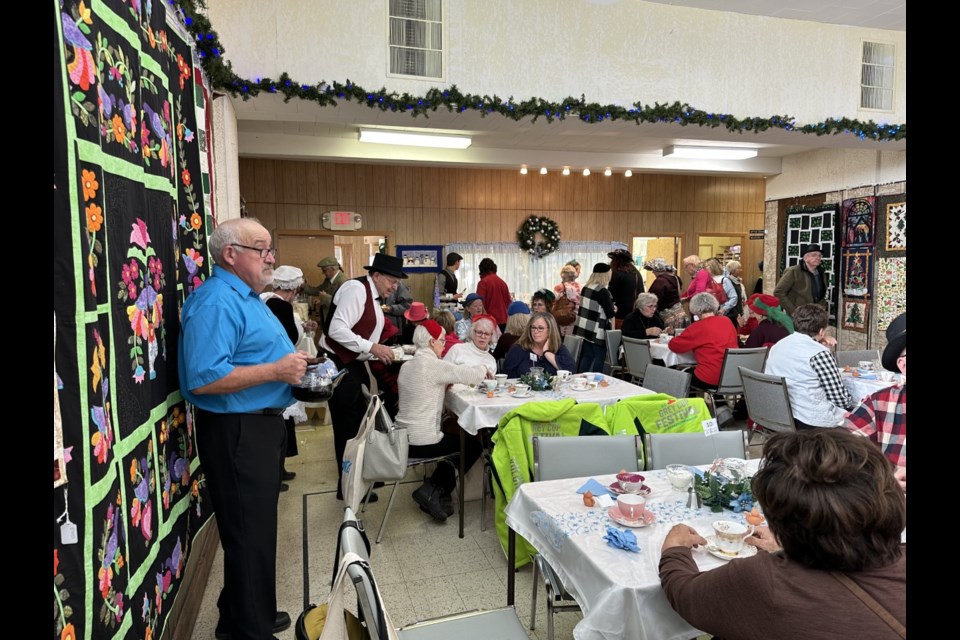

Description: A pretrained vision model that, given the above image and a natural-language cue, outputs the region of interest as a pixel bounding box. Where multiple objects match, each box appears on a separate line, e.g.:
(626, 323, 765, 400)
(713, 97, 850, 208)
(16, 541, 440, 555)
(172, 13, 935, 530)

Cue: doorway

(632, 236, 683, 289)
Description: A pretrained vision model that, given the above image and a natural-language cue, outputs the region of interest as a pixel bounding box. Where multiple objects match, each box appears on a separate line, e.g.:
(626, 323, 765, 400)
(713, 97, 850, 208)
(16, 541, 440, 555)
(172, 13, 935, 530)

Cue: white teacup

(495, 373, 509, 388)
(616, 493, 648, 521)
(513, 383, 531, 396)
(570, 377, 589, 391)
(712, 520, 755, 554)
(556, 369, 571, 382)
(481, 378, 497, 391)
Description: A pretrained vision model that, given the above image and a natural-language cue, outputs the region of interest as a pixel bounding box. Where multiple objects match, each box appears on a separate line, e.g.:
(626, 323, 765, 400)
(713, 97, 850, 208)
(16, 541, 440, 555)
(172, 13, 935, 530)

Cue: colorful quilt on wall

(783, 205, 839, 319)
(840, 196, 876, 248)
(54, 1, 214, 638)
(877, 194, 906, 257)
(875, 257, 907, 332)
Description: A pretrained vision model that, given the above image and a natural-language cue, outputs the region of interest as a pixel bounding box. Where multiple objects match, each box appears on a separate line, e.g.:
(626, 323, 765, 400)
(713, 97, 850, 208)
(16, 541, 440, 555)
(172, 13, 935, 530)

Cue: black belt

(246, 408, 285, 416)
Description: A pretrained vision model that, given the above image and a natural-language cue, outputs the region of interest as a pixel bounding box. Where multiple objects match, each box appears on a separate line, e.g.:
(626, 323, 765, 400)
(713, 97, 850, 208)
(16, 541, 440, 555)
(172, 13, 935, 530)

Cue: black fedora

(881, 312, 905, 372)
(363, 253, 408, 279)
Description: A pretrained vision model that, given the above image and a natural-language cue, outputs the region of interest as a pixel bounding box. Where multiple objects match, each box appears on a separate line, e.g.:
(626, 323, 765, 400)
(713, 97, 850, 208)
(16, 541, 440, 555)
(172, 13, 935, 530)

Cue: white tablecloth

(841, 372, 903, 403)
(649, 340, 697, 368)
(444, 374, 654, 435)
(505, 460, 761, 640)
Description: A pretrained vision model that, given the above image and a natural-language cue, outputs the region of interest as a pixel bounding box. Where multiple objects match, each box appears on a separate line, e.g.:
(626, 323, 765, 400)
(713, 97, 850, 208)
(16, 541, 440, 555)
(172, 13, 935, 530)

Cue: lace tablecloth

(444, 374, 654, 435)
(506, 460, 761, 640)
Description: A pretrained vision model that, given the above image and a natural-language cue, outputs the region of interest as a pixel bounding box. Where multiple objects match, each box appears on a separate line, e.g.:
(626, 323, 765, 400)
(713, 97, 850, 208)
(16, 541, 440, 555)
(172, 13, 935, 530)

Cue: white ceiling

(231, 0, 906, 177)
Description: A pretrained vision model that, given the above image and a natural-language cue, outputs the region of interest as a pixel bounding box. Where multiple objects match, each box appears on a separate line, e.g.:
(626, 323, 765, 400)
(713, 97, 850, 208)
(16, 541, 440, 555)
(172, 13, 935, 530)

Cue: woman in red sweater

(668, 292, 738, 388)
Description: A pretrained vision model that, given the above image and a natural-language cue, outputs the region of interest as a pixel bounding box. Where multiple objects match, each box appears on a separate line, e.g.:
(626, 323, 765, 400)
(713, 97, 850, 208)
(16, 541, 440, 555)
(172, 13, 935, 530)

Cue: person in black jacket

(608, 248, 643, 329)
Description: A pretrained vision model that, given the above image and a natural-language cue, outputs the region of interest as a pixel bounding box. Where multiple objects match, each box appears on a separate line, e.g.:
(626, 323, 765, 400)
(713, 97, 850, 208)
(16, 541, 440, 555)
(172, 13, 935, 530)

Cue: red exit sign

(323, 211, 362, 231)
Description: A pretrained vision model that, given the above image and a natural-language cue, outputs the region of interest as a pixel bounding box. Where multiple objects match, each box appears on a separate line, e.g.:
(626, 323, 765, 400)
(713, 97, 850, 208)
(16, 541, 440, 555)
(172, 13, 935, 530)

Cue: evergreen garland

(518, 215, 560, 258)
(174, 1, 906, 143)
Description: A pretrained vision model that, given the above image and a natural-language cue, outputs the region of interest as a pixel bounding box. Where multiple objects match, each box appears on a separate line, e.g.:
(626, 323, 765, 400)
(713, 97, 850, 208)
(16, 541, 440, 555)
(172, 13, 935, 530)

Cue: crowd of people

(178, 228, 906, 636)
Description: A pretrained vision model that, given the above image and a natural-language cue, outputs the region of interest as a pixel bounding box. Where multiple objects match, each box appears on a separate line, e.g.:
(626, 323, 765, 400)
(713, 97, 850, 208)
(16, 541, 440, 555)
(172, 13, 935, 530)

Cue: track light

(540, 167, 548, 175)
(604, 168, 612, 177)
(582, 168, 591, 176)
(624, 169, 633, 177)
(562, 168, 570, 176)
(520, 166, 528, 175)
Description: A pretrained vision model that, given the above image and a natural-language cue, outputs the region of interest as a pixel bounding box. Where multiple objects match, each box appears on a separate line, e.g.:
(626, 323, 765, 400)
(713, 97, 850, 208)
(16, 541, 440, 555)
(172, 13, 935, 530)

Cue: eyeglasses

(231, 244, 276, 259)
(530, 326, 548, 332)
(473, 330, 493, 338)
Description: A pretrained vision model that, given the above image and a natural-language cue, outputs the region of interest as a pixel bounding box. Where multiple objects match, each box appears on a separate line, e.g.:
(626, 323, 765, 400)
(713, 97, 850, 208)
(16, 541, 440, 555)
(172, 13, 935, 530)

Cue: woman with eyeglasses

(443, 314, 498, 377)
(504, 312, 576, 378)
(621, 292, 668, 340)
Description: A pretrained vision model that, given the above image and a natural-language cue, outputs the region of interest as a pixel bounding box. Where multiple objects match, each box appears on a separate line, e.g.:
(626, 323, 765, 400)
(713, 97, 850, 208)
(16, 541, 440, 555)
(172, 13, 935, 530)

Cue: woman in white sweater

(396, 320, 488, 521)
(443, 314, 498, 375)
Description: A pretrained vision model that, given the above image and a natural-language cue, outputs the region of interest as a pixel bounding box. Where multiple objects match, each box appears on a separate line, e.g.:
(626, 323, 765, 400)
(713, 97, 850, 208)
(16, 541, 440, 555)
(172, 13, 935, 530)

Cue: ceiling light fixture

(520, 166, 528, 175)
(540, 167, 548, 175)
(662, 145, 758, 160)
(358, 128, 472, 149)
(624, 169, 633, 177)
(604, 168, 612, 177)
(562, 168, 571, 176)
(582, 168, 591, 176)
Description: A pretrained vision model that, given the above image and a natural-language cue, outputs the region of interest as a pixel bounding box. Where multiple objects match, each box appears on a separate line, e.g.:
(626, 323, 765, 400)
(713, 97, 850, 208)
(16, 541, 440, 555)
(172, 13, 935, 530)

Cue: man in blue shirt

(179, 218, 310, 640)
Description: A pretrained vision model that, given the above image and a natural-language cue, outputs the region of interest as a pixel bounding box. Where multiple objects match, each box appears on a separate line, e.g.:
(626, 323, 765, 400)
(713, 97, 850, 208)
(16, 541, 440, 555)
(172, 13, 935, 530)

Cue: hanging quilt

(783, 205, 839, 319)
(840, 248, 874, 300)
(841, 300, 870, 333)
(875, 257, 907, 332)
(54, 1, 214, 639)
(841, 196, 876, 248)
(877, 194, 906, 257)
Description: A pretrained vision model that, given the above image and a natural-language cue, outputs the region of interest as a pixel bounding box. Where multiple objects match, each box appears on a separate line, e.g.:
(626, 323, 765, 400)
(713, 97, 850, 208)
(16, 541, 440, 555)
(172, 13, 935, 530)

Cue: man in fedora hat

(303, 256, 346, 326)
(844, 312, 906, 489)
(321, 253, 408, 501)
(773, 243, 829, 314)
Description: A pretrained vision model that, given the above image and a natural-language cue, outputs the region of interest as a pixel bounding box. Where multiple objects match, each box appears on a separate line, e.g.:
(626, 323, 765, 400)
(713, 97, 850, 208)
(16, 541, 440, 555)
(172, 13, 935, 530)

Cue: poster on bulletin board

(396, 245, 443, 272)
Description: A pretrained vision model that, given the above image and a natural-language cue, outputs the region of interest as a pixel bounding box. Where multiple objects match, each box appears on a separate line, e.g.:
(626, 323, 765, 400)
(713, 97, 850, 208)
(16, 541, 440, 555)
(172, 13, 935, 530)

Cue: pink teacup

(616, 493, 647, 521)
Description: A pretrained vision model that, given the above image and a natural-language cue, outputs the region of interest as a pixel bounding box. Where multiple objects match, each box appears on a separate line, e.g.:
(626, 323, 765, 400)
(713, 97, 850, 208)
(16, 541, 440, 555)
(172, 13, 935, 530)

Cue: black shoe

(413, 484, 448, 522)
(215, 611, 291, 639)
(373, 481, 385, 489)
(279, 482, 290, 492)
(281, 469, 296, 481)
(440, 492, 455, 517)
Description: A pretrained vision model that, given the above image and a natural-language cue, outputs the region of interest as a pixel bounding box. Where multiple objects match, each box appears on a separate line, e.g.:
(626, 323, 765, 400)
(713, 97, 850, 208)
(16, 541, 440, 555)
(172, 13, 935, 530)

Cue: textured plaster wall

(211, 96, 241, 221)
(765, 148, 906, 200)
(206, 0, 905, 125)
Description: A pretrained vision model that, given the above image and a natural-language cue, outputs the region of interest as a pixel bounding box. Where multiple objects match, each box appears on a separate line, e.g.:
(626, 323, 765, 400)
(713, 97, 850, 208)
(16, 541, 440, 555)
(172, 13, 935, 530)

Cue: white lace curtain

(446, 241, 628, 303)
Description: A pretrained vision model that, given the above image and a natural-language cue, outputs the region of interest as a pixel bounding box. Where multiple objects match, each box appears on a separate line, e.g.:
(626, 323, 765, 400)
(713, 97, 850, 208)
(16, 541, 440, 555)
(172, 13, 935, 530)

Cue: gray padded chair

(643, 431, 749, 470)
(562, 334, 584, 370)
(603, 329, 624, 376)
(641, 364, 692, 399)
(530, 435, 643, 640)
(691, 347, 768, 419)
(621, 336, 653, 384)
(739, 367, 797, 434)
(339, 511, 528, 640)
(836, 349, 880, 368)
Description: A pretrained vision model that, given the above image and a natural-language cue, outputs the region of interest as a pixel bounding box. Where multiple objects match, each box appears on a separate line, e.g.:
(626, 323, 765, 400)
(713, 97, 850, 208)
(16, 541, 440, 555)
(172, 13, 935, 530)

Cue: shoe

(440, 492, 454, 517)
(279, 483, 290, 492)
(281, 469, 296, 481)
(335, 491, 378, 503)
(413, 484, 448, 522)
(215, 611, 291, 639)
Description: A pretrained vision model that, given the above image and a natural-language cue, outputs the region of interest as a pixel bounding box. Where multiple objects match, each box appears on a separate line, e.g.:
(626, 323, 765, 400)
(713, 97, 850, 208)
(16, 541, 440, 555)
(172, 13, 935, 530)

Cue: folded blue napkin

(603, 526, 640, 552)
(576, 478, 613, 497)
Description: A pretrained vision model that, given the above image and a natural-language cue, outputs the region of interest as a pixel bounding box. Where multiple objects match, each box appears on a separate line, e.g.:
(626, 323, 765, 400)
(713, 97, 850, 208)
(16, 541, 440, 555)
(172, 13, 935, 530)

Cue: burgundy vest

(324, 277, 378, 365)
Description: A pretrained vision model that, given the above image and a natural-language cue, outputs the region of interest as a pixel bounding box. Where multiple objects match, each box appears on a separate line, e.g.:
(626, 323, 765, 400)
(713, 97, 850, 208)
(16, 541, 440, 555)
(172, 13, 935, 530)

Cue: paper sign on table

(701, 417, 719, 436)
(595, 493, 615, 508)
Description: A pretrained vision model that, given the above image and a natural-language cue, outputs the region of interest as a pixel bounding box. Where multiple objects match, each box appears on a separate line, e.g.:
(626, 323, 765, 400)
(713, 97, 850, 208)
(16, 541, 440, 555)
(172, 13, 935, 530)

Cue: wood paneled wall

(239, 159, 766, 305)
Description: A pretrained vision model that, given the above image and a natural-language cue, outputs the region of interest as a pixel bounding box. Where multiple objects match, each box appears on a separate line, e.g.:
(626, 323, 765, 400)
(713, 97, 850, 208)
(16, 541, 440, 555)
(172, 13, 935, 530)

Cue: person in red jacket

(476, 257, 512, 332)
(668, 292, 737, 388)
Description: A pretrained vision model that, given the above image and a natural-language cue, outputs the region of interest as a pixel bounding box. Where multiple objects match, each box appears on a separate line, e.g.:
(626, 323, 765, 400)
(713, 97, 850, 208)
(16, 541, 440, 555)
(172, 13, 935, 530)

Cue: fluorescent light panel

(358, 129, 472, 149)
(663, 145, 758, 160)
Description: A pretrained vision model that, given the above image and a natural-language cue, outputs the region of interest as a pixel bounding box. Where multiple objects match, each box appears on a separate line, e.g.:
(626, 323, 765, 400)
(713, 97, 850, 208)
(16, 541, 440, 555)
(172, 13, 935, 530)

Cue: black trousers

(408, 432, 482, 493)
(328, 358, 377, 496)
(196, 409, 285, 640)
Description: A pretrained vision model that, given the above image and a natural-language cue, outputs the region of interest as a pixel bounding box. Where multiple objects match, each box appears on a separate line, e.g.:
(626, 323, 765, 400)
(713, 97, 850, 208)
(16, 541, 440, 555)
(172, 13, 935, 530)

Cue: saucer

(701, 535, 758, 561)
(607, 506, 656, 528)
(511, 391, 532, 398)
(568, 383, 596, 392)
(607, 482, 652, 496)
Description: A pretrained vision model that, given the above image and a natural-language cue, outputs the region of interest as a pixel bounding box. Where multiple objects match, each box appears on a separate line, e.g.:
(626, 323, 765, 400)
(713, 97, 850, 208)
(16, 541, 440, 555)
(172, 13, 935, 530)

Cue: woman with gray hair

(443, 314, 498, 376)
(668, 292, 738, 389)
(621, 292, 668, 339)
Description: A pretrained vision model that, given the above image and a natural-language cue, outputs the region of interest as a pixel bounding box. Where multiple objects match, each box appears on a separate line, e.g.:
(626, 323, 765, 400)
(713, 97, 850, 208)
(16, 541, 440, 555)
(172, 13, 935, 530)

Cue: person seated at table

(504, 312, 577, 378)
(454, 293, 484, 340)
(766, 304, 855, 429)
(844, 313, 906, 491)
(444, 314, 498, 376)
(668, 292, 738, 389)
(621, 292, 667, 339)
(530, 288, 555, 314)
(742, 293, 793, 348)
(432, 309, 461, 357)
(399, 301, 429, 345)
(493, 301, 530, 362)
(659, 428, 905, 639)
(396, 320, 488, 522)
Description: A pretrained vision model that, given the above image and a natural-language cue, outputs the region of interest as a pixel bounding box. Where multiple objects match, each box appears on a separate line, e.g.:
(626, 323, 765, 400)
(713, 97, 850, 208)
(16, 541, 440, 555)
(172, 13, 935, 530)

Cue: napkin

(603, 526, 640, 552)
(576, 478, 613, 497)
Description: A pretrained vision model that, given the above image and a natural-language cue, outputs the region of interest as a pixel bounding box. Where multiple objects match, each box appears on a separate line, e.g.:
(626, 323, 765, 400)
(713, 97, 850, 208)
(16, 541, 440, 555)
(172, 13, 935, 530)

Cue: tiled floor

(193, 413, 760, 639)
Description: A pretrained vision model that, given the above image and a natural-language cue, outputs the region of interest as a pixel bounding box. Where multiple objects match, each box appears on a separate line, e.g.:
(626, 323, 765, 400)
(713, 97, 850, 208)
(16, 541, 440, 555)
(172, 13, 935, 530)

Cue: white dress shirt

(320, 275, 384, 360)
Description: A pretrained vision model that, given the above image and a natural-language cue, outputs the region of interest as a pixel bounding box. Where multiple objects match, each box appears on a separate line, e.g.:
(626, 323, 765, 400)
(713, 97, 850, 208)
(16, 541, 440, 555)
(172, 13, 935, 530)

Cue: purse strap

(829, 571, 905, 638)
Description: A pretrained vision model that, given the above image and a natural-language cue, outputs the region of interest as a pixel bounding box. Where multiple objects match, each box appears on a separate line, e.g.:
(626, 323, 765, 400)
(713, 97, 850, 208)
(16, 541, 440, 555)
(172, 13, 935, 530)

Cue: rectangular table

(505, 461, 761, 640)
(444, 374, 654, 537)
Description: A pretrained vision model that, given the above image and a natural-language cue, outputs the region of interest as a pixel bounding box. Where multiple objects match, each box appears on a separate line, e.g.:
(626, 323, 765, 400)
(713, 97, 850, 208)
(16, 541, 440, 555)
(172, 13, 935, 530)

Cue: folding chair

(643, 431, 749, 470)
(835, 349, 880, 368)
(739, 367, 797, 434)
(529, 435, 642, 640)
(604, 329, 623, 376)
(621, 336, 653, 384)
(562, 334, 583, 370)
(691, 347, 768, 420)
(641, 364, 692, 399)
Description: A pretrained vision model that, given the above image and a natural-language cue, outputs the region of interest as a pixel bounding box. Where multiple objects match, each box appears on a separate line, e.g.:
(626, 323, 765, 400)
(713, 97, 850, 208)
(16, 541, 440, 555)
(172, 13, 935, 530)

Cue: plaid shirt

(809, 351, 856, 411)
(844, 385, 906, 468)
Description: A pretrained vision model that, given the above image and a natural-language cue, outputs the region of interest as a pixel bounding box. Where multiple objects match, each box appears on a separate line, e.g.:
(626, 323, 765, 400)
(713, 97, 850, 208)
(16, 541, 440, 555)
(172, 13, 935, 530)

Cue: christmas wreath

(517, 215, 561, 258)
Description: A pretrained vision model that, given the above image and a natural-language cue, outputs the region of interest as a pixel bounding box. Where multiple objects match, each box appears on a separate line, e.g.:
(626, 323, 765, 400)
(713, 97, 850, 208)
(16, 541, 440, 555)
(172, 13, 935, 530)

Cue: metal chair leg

(545, 575, 556, 640)
(361, 484, 374, 513)
(375, 481, 401, 544)
(529, 556, 539, 630)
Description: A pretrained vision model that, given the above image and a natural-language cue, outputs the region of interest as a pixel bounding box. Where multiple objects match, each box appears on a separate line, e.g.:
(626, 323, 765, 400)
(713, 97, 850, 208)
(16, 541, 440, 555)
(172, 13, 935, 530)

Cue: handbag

(552, 293, 577, 326)
(362, 396, 409, 482)
(313, 551, 399, 640)
(341, 398, 378, 512)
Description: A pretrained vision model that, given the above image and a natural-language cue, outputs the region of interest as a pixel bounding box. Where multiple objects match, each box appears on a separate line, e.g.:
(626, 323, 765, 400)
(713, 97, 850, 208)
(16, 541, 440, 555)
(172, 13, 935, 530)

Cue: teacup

(616, 471, 645, 494)
(616, 494, 647, 521)
(481, 378, 498, 391)
(495, 373, 509, 388)
(712, 520, 755, 555)
(665, 464, 694, 491)
(556, 369, 571, 382)
(570, 377, 589, 391)
(513, 383, 531, 396)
